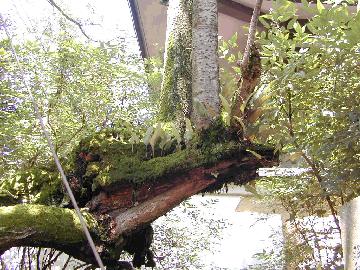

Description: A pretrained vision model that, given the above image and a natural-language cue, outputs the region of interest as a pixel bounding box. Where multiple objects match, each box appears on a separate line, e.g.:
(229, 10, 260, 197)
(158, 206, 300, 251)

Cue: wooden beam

(127, 0, 149, 58)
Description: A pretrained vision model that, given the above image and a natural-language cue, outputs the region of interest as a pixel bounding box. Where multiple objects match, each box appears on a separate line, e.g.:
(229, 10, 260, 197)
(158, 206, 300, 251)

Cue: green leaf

(143, 126, 154, 145)
(229, 32, 238, 48)
(316, 0, 325, 14)
(259, 16, 270, 28)
(170, 122, 182, 145)
(293, 22, 303, 34)
(159, 133, 172, 151)
(232, 66, 241, 73)
(227, 54, 236, 63)
(219, 94, 231, 114)
(129, 133, 140, 152)
(149, 123, 164, 156)
(290, 152, 303, 162)
(233, 116, 246, 132)
(244, 183, 261, 198)
(287, 18, 297, 30)
(246, 149, 262, 159)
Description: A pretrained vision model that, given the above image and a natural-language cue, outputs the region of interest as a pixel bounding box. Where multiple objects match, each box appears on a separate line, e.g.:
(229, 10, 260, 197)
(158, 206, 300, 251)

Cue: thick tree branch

(0, 205, 94, 257)
(191, 0, 220, 129)
(0, 204, 133, 268)
(0, 142, 277, 268)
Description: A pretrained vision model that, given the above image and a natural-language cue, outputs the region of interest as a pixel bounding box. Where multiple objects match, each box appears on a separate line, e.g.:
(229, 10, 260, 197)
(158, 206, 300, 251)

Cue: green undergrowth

(0, 166, 63, 206)
(0, 204, 98, 243)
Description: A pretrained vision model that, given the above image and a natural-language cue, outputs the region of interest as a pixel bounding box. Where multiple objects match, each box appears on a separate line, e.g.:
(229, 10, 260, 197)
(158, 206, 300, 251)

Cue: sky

(1, 0, 140, 53)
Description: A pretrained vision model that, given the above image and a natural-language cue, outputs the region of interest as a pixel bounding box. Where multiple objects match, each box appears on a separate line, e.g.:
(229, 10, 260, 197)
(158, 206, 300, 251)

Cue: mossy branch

(0, 204, 97, 257)
(0, 129, 278, 268)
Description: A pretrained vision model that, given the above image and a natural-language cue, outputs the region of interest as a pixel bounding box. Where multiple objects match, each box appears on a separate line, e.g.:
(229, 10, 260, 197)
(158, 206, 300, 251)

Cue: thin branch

(36, 248, 42, 270)
(46, 0, 93, 41)
(286, 90, 342, 234)
(27, 247, 32, 270)
(241, 0, 263, 69)
(74, 262, 89, 270)
(20, 247, 26, 270)
(61, 255, 72, 270)
(43, 250, 62, 269)
(230, 0, 263, 128)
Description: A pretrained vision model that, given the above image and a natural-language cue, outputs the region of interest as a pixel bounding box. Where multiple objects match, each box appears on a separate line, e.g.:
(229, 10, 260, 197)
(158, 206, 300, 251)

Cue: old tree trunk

(0, 0, 277, 269)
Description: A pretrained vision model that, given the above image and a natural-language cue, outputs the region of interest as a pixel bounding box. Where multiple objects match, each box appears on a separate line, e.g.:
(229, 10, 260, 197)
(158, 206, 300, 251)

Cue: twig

(36, 248, 42, 270)
(43, 250, 62, 269)
(46, 0, 94, 41)
(241, 0, 263, 69)
(61, 255, 72, 270)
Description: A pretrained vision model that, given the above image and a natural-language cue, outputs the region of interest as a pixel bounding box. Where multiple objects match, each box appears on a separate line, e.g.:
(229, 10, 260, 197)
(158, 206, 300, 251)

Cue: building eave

(127, 0, 149, 58)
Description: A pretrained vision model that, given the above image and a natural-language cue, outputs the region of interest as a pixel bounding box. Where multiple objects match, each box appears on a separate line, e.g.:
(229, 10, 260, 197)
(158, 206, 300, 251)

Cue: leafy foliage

(0, 24, 151, 204)
(256, 0, 360, 199)
(220, 0, 359, 268)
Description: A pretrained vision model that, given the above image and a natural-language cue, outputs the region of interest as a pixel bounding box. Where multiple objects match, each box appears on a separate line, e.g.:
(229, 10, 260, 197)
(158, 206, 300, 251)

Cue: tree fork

(231, 0, 263, 132)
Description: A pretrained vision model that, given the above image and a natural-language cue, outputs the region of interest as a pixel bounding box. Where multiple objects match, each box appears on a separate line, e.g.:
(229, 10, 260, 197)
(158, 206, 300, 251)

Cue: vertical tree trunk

(160, 0, 193, 125)
(340, 196, 360, 269)
(191, 0, 220, 130)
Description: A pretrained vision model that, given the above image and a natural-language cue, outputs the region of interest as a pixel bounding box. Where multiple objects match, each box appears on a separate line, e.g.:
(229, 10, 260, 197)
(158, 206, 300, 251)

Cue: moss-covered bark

(0, 204, 98, 256)
(160, 0, 193, 126)
(0, 128, 278, 268)
(71, 129, 275, 191)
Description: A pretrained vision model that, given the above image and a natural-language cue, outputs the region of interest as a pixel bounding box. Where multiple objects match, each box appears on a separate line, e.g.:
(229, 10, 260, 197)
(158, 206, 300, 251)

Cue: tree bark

(340, 196, 360, 269)
(231, 0, 263, 131)
(0, 205, 102, 266)
(160, 0, 193, 123)
(191, 0, 220, 129)
(0, 143, 277, 268)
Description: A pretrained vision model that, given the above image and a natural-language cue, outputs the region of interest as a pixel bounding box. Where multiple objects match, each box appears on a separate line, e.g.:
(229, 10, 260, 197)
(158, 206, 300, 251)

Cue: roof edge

(127, 0, 149, 58)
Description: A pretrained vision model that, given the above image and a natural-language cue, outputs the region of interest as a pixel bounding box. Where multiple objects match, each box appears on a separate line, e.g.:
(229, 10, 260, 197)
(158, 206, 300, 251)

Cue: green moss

(71, 127, 275, 191)
(85, 162, 101, 177)
(0, 167, 63, 207)
(91, 139, 244, 189)
(159, 0, 193, 122)
(0, 204, 98, 244)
